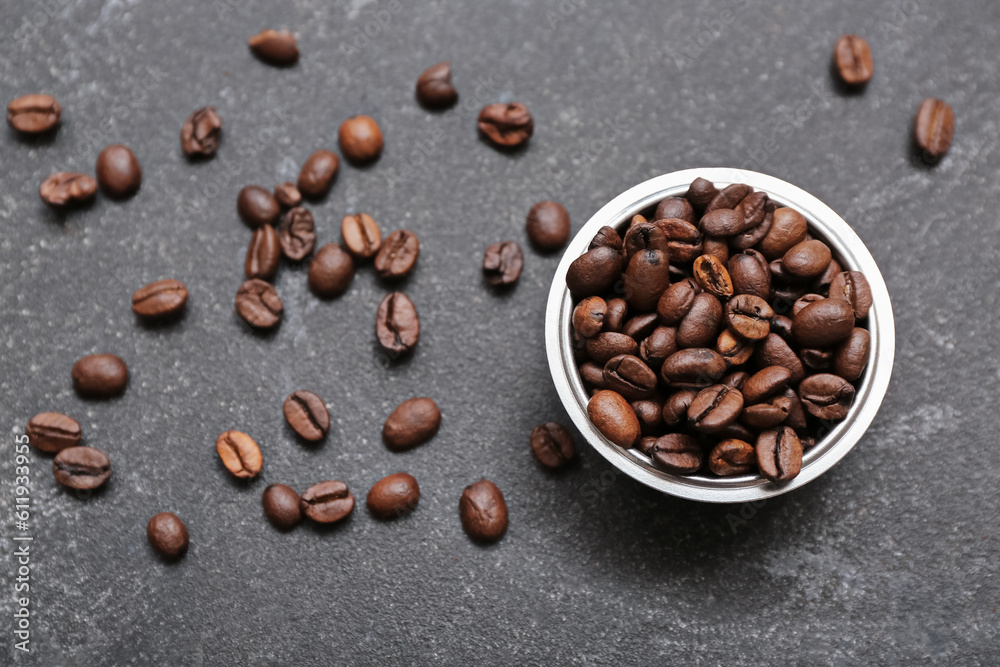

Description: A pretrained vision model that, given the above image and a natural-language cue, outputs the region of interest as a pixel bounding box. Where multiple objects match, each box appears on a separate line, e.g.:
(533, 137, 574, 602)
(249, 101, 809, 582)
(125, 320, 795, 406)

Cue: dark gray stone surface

(2, 0, 998, 664)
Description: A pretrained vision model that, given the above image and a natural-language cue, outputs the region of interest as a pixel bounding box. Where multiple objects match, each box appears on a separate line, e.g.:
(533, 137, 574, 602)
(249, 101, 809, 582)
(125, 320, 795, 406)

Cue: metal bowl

(544, 168, 895, 503)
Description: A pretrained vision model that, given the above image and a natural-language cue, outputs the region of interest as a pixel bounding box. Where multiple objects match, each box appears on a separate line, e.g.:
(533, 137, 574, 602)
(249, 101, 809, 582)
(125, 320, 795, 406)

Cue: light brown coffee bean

(131, 279, 188, 320)
(913, 97, 955, 161)
(53, 446, 111, 490)
(708, 439, 756, 476)
(587, 390, 640, 448)
(7, 93, 61, 133)
(459, 479, 508, 542)
(833, 34, 874, 85)
(27, 412, 81, 453)
(39, 172, 98, 207)
(341, 213, 382, 259)
(245, 224, 280, 281)
(300, 481, 355, 524)
(248, 29, 299, 66)
(693, 254, 734, 298)
(72, 353, 129, 398)
(215, 430, 263, 479)
(382, 397, 441, 451)
(367, 473, 420, 519)
(756, 427, 802, 483)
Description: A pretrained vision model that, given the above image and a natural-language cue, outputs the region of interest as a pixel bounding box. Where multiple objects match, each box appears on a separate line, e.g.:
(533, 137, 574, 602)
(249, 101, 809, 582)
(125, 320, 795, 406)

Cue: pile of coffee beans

(567, 177, 874, 483)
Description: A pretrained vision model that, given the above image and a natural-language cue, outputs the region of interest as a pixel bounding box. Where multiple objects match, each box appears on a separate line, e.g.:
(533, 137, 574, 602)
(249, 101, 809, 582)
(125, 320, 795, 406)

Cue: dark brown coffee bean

(833, 34, 874, 86)
(829, 271, 872, 319)
(215, 430, 262, 479)
(39, 172, 97, 207)
(740, 394, 792, 430)
(657, 278, 700, 325)
(792, 293, 825, 317)
(622, 223, 669, 261)
(693, 255, 734, 298)
(660, 348, 726, 387)
(622, 313, 659, 340)
(301, 481, 355, 524)
(655, 196, 695, 223)
(72, 353, 129, 398)
(339, 114, 383, 163)
(375, 292, 420, 356)
(587, 390, 640, 448)
(147, 512, 189, 559)
(96, 144, 141, 199)
(686, 177, 719, 211)
(631, 399, 663, 435)
(640, 326, 678, 368)
(623, 249, 670, 311)
(833, 328, 871, 381)
(53, 446, 110, 490)
(237, 185, 280, 228)
(245, 224, 280, 281)
(374, 230, 420, 280)
(274, 182, 302, 208)
(131, 279, 188, 320)
(416, 61, 458, 108)
(589, 225, 622, 251)
(662, 389, 696, 426)
(771, 314, 794, 340)
(579, 362, 605, 388)
(603, 299, 628, 332)
(722, 371, 749, 390)
(708, 439, 756, 476)
(341, 213, 382, 259)
(27, 412, 81, 454)
(705, 183, 752, 214)
(699, 208, 744, 236)
(7, 93, 61, 134)
(573, 297, 607, 338)
(792, 297, 855, 347)
(716, 329, 755, 366)
(483, 241, 524, 286)
(754, 334, 806, 384)
(248, 29, 299, 66)
(656, 218, 703, 263)
(529, 422, 576, 469)
(459, 479, 508, 542)
(586, 332, 638, 365)
(688, 384, 744, 432)
(567, 246, 623, 298)
(728, 250, 771, 300)
(235, 279, 283, 329)
(725, 294, 774, 341)
(180, 106, 222, 157)
(277, 207, 316, 261)
(282, 390, 330, 442)
(782, 240, 832, 280)
(757, 208, 807, 260)
(262, 484, 303, 529)
(297, 150, 340, 199)
(800, 348, 833, 371)
(382, 397, 441, 451)
(734, 191, 768, 230)
(677, 293, 722, 348)
(603, 355, 657, 400)
(367, 473, 420, 520)
(799, 373, 855, 420)
(756, 427, 802, 483)
(650, 434, 703, 474)
(477, 102, 533, 147)
(702, 236, 729, 265)
(743, 366, 792, 404)
(732, 200, 774, 250)
(783, 387, 808, 431)
(913, 98, 955, 161)
(308, 243, 354, 298)
(525, 200, 571, 252)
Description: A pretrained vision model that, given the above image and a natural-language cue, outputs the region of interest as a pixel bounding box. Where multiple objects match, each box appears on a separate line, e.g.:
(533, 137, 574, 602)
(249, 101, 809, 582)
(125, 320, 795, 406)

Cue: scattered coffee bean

(237, 185, 280, 228)
(833, 34, 874, 86)
(262, 484, 303, 530)
(277, 206, 316, 260)
(755, 427, 802, 483)
(39, 172, 97, 207)
(382, 397, 441, 451)
(913, 97, 954, 161)
(650, 433, 703, 474)
(416, 61, 458, 108)
(529, 422, 576, 469)
(180, 106, 222, 157)
(526, 201, 571, 252)
(477, 102, 533, 148)
(339, 115, 383, 163)
(483, 241, 524, 286)
(72, 353, 128, 398)
(27, 413, 81, 454)
(96, 144, 141, 199)
(274, 182, 302, 208)
(282, 391, 330, 442)
(248, 29, 299, 66)
(308, 243, 355, 298)
(300, 480, 354, 524)
(297, 150, 340, 199)
(708, 439, 756, 476)
(7, 93, 61, 134)
(215, 430, 263, 479)
(341, 213, 382, 259)
(131, 279, 188, 320)
(367, 473, 420, 519)
(375, 292, 420, 356)
(459, 479, 508, 542)
(374, 230, 420, 280)
(147, 512, 189, 559)
(587, 390, 640, 448)
(245, 224, 280, 281)
(235, 279, 283, 329)
(52, 446, 110, 490)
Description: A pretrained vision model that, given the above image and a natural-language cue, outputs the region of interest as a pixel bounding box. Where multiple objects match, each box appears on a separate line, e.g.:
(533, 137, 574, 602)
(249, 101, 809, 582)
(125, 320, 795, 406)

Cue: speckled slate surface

(1, 0, 999, 664)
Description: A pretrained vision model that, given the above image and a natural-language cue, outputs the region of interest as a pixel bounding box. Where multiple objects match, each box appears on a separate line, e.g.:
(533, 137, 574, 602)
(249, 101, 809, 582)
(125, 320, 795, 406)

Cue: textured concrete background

(1, 0, 998, 664)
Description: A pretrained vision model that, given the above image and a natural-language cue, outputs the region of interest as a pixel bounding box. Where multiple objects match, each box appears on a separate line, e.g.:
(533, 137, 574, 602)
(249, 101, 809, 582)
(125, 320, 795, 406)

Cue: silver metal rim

(544, 168, 895, 503)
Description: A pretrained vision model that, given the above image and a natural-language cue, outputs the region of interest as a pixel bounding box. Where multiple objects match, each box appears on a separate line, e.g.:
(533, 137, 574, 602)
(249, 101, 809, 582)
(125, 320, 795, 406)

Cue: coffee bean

(341, 213, 382, 259)
(27, 412, 81, 454)
(677, 292, 722, 348)
(624, 249, 671, 311)
(529, 422, 576, 469)
(622, 313, 659, 340)
(800, 348, 833, 371)
(235, 279, 283, 329)
(375, 292, 420, 356)
(657, 278, 701, 325)
(758, 207, 808, 260)
(96, 144, 141, 199)
(147, 512, 189, 560)
(650, 433, 703, 474)
(655, 196, 695, 223)
(657, 218, 703, 263)
(459, 479, 508, 542)
(753, 333, 806, 384)
(631, 399, 663, 435)
(782, 387, 808, 431)
(603, 354, 657, 400)
(686, 177, 719, 211)
(660, 348, 726, 387)
(725, 294, 774, 341)
(566, 246, 622, 298)
(72, 353, 129, 398)
(728, 250, 771, 300)
(662, 389, 696, 426)
(799, 373, 855, 420)
(771, 314, 794, 340)
(603, 298, 628, 332)
(245, 224, 280, 281)
(573, 296, 607, 338)
(248, 29, 299, 66)
(623, 223, 669, 261)
(282, 390, 330, 442)
(338, 115, 383, 163)
(579, 361, 605, 387)
(782, 240, 832, 279)
(374, 230, 420, 280)
(792, 293, 825, 317)
(586, 332, 638, 365)
(913, 98, 955, 161)
(262, 484, 302, 530)
(587, 390, 640, 448)
(688, 384, 744, 432)
(792, 297, 855, 347)
(716, 329, 754, 366)
(740, 394, 792, 430)
(639, 326, 678, 368)
(732, 200, 774, 250)
(829, 271, 872, 319)
(705, 183, 752, 213)
(477, 102, 533, 148)
(833, 34, 874, 86)
(526, 201, 571, 252)
(297, 150, 340, 199)
(813, 258, 843, 294)
(215, 430, 263, 479)
(131, 279, 188, 320)
(39, 172, 97, 207)
(589, 226, 622, 251)
(483, 241, 525, 286)
(708, 439, 756, 476)
(723, 371, 749, 390)
(702, 236, 730, 265)
(833, 328, 871, 381)
(382, 397, 441, 451)
(300, 481, 355, 524)
(734, 191, 768, 230)
(367, 473, 420, 519)
(416, 61, 458, 108)
(274, 182, 302, 209)
(52, 446, 110, 490)
(277, 207, 316, 261)
(308, 243, 355, 298)
(180, 106, 222, 157)
(7, 94, 61, 134)
(693, 254, 734, 298)
(699, 208, 743, 236)
(755, 427, 802, 483)
(742, 366, 792, 404)
(237, 185, 280, 228)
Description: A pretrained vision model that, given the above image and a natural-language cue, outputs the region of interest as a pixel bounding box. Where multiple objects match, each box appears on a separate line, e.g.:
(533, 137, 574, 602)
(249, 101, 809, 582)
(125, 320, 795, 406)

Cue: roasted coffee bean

(759, 207, 808, 260)
(688, 384, 744, 432)
(477, 102, 533, 148)
(657, 278, 701, 325)
(526, 201, 571, 252)
(274, 182, 302, 208)
(39, 172, 97, 207)
(693, 255, 734, 298)
(262, 484, 303, 529)
(308, 243, 354, 298)
(339, 114, 383, 163)
(631, 399, 664, 435)
(800, 348, 833, 370)
(829, 271, 873, 319)
(375, 292, 420, 356)
(731, 200, 774, 250)
(587, 390, 640, 448)
(180, 107, 222, 157)
(734, 191, 768, 230)
(7, 93, 61, 134)
(237, 185, 280, 228)
(147, 513, 189, 559)
(740, 394, 793, 430)
(792, 293, 825, 316)
(650, 434, 703, 474)
(586, 332, 638, 365)
(705, 183, 752, 213)
(375, 229, 420, 280)
(72, 353, 129, 398)
(235, 279, 283, 329)
(655, 196, 695, 223)
(640, 326, 678, 368)
(722, 371, 749, 390)
(813, 258, 843, 294)
(792, 297, 855, 347)
(699, 208, 744, 236)
(708, 439, 756, 476)
(248, 29, 299, 66)
(716, 329, 754, 366)
(131, 279, 188, 320)
(623, 249, 670, 311)
(782, 240, 832, 280)
(341, 213, 382, 259)
(660, 348, 726, 387)
(686, 177, 719, 211)
(215, 430, 263, 479)
(301, 481, 354, 524)
(282, 390, 330, 442)
(382, 397, 441, 451)
(529, 422, 577, 469)
(638, 436, 659, 455)
(702, 236, 730, 265)
(657, 218, 703, 263)
(579, 361, 605, 387)
(913, 97, 954, 160)
(630, 214, 648, 227)
(603, 354, 657, 400)
(483, 241, 524, 286)
(833, 34, 874, 86)
(53, 446, 110, 490)
(754, 334, 806, 384)
(416, 61, 457, 108)
(771, 314, 794, 340)
(742, 366, 792, 404)
(834, 328, 871, 381)
(589, 225, 622, 251)
(755, 427, 802, 483)
(245, 224, 280, 281)
(677, 293, 722, 348)
(662, 390, 696, 426)
(603, 299, 628, 332)
(96, 144, 141, 199)
(728, 250, 771, 300)
(623, 223, 669, 261)
(725, 294, 774, 341)
(459, 479, 508, 542)
(297, 150, 340, 199)
(799, 373, 855, 420)
(277, 207, 316, 260)
(27, 412, 81, 454)
(572, 296, 607, 338)
(567, 246, 623, 298)
(620, 315, 656, 341)
(782, 387, 808, 431)
(368, 473, 421, 519)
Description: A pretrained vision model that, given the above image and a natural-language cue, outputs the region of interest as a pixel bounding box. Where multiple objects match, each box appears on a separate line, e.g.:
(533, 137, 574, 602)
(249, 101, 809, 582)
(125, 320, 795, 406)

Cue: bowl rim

(544, 168, 895, 503)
